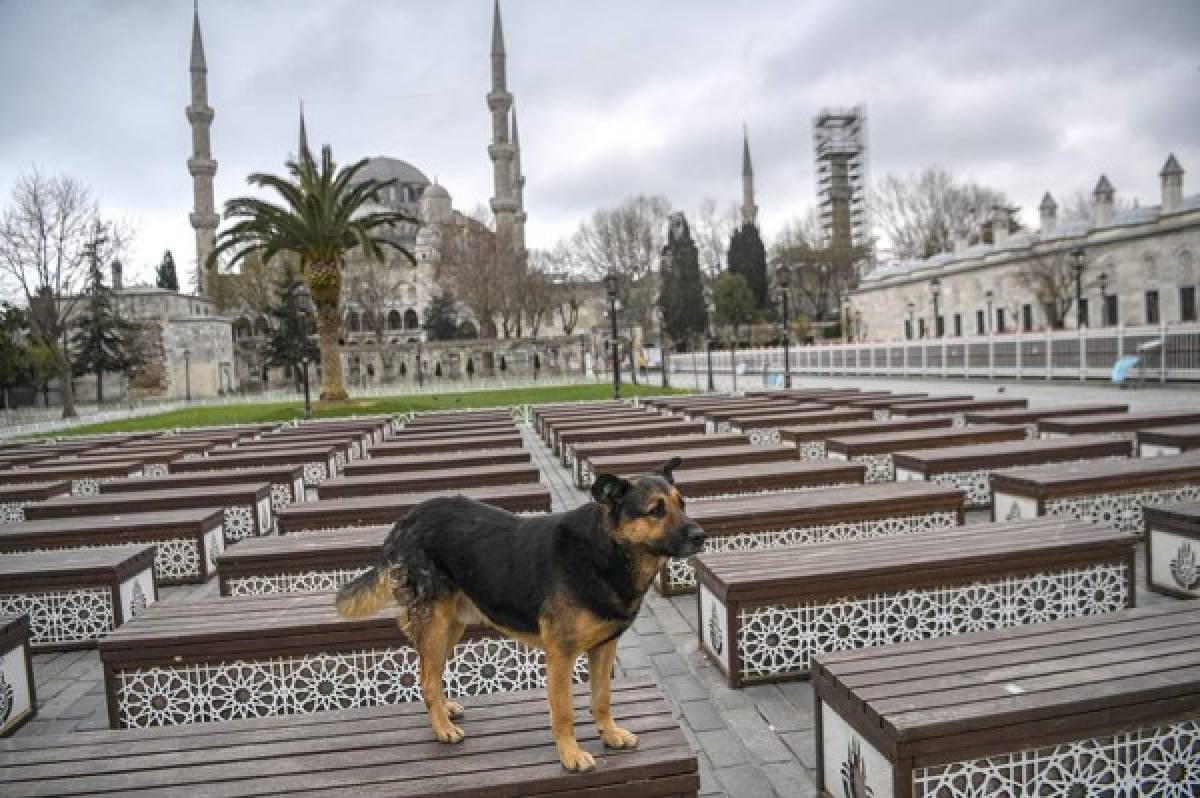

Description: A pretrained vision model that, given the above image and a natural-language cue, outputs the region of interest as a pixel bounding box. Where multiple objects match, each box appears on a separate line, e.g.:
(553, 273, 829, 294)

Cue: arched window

(466, 359, 475, 377)
(399, 361, 407, 377)
(387, 310, 402, 330)
(346, 312, 362, 333)
(499, 355, 507, 372)
(234, 317, 252, 340)
(434, 362, 443, 377)
(404, 309, 419, 330)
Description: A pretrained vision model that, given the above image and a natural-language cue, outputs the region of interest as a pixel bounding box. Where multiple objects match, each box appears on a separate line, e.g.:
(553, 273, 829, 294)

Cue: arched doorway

(387, 310, 402, 330)
(404, 309, 419, 330)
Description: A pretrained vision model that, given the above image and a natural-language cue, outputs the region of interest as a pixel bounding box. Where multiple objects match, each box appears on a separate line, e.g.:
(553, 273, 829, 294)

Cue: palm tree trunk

(315, 303, 348, 401)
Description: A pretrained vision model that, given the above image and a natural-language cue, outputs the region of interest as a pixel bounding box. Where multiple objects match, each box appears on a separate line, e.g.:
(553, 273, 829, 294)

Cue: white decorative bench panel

(1143, 501, 1200, 599)
(1136, 423, 1200, 457)
(0, 614, 35, 735)
(0, 481, 71, 525)
(99, 464, 306, 513)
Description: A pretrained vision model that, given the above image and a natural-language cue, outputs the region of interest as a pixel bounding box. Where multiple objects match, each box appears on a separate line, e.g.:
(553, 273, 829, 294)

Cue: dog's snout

(686, 523, 706, 544)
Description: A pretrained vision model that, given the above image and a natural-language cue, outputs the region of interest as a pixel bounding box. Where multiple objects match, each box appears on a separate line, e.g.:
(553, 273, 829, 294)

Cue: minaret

(741, 124, 758, 227)
(297, 100, 310, 162)
(186, 0, 218, 296)
(510, 102, 527, 254)
(487, 0, 518, 249)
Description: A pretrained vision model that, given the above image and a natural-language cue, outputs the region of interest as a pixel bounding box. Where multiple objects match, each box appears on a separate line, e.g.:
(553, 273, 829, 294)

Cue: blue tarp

(1111, 356, 1140, 385)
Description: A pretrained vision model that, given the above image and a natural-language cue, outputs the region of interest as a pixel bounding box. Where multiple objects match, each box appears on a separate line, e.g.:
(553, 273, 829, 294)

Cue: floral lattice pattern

(1045, 484, 1200, 535)
(735, 562, 1128, 680)
(914, 718, 1200, 797)
(302, 462, 329, 487)
(222, 505, 258, 543)
(226, 568, 371, 596)
(0, 502, 27, 524)
(746, 428, 783, 447)
(0, 587, 115, 645)
(850, 454, 895, 483)
(113, 643, 588, 727)
(269, 483, 294, 510)
(795, 441, 827, 460)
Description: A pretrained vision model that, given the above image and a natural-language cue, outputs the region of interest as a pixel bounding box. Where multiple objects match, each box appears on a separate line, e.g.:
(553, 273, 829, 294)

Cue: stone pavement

(13, 416, 1185, 798)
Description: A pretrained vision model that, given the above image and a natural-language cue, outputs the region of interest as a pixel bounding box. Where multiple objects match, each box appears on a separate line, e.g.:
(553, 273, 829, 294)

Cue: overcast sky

(1, 0, 1197, 286)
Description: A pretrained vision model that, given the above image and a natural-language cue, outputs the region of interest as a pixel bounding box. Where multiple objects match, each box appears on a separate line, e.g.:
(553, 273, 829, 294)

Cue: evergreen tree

(726, 223, 769, 310)
(156, 250, 180, 291)
(70, 251, 140, 403)
(713, 272, 756, 339)
(264, 266, 319, 391)
(0, 302, 32, 409)
(423, 293, 460, 341)
(659, 228, 708, 346)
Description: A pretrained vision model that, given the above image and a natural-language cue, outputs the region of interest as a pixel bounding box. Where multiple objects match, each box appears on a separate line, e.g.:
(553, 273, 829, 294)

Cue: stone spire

(297, 100, 309, 162)
(186, 0, 218, 296)
(1160, 153, 1184, 214)
(510, 102, 527, 254)
(487, 0, 518, 250)
(741, 124, 757, 227)
(1039, 191, 1057, 235)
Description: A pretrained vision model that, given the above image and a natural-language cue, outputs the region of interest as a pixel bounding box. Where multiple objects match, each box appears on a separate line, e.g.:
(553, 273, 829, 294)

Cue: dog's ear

(591, 473, 630, 506)
(660, 456, 683, 485)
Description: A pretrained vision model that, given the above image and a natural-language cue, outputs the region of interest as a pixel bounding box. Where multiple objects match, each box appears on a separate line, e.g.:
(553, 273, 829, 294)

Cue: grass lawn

(55, 383, 691, 436)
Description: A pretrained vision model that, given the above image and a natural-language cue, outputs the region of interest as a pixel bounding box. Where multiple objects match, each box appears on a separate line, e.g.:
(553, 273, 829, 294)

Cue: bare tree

(1058, 190, 1133, 226)
(692, 196, 738, 280)
(1018, 249, 1096, 330)
(342, 256, 407, 342)
(772, 208, 861, 322)
(520, 268, 557, 337)
(209, 249, 281, 320)
(0, 171, 126, 417)
(440, 210, 516, 339)
(872, 166, 1012, 259)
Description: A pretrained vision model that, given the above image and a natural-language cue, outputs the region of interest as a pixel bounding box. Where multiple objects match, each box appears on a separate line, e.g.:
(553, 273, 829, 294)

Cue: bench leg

(588, 638, 638, 751)
(547, 646, 594, 772)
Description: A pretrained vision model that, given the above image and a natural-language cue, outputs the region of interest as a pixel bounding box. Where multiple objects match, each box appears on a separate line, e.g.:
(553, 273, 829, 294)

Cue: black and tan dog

(336, 456, 704, 771)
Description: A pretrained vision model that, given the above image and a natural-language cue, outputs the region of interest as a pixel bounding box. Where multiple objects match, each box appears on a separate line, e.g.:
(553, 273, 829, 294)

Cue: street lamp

(604, 273, 621, 400)
(295, 284, 315, 418)
(182, 348, 192, 401)
(984, 289, 994, 334)
(1097, 272, 1109, 327)
(841, 293, 851, 344)
(416, 332, 425, 388)
(1071, 247, 1086, 328)
(775, 262, 793, 388)
(906, 301, 916, 340)
(930, 277, 942, 338)
(655, 306, 670, 389)
(703, 286, 716, 392)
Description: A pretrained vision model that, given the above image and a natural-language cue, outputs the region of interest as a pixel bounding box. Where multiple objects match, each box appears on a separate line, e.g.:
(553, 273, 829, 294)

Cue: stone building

(845, 156, 1199, 342)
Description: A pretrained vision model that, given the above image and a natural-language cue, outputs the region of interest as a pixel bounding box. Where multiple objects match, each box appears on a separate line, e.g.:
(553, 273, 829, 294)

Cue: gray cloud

(0, 0, 1196, 287)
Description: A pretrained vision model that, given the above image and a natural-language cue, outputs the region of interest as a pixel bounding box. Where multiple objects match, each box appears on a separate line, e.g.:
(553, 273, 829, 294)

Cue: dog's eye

(648, 501, 667, 518)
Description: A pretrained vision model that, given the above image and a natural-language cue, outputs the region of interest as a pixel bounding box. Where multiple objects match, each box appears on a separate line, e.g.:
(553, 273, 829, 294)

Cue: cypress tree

(422, 293, 460, 341)
(727, 223, 769, 310)
(265, 266, 319, 391)
(71, 256, 140, 403)
(157, 250, 180, 291)
(661, 231, 707, 345)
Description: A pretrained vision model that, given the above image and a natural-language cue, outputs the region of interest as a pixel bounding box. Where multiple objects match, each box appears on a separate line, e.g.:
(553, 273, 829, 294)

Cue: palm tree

(210, 145, 415, 400)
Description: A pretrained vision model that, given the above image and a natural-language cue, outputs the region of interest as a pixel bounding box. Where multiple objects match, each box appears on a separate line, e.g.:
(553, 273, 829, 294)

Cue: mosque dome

(353, 157, 430, 187)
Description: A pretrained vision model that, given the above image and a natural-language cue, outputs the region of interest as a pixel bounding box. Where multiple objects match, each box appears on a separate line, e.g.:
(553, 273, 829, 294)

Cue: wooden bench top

(369, 434, 524, 457)
(276, 484, 552, 533)
(1039, 409, 1200, 435)
(318, 463, 542, 499)
(892, 434, 1132, 473)
(97, 465, 304, 494)
(671, 460, 864, 496)
(0, 679, 697, 798)
(780, 416, 954, 443)
(811, 602, 1200, 754)
(0, 481, 71, 502)
(571, 432, 750, 461)
(841, 393, 929, 408)
(219, 525, 390, 570)
(557, 420, 705, 443)
(991, 451, 1200, 497)
(0, 545, 156, 583)
(826, 425, 1025, 456)
(389, 423, 518, 440)
(728, 408, 872, 428)
(698, 403, 830, 423)
(172, 446, 338, 467)
(1137, 423, 1200, 448)
(1143, 500, 1200, 529)
(843, 394, 972, 410)
(587, 444, 795, 475)
(696, 517, 1136, 602)
(890, 398, 1028, 415)
(963, 402, 1129, 425)
(342, 448, 531, 477)
(407, 409, 515, 423)
(687, 482, 964, 533)
(546, 414, 670, 434)
(24, 483, 271, 521)
(0, 507, 224, 546)
(0, 462, 142, 484)
(0, 614, 29, 651)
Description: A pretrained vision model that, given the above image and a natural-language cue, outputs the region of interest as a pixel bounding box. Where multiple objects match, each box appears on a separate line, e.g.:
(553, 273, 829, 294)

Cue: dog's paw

(433, 722, 465, 744)
(559, 745, 596, 772)
(600, 725, 639, 749)
(446, 701, 465, 719)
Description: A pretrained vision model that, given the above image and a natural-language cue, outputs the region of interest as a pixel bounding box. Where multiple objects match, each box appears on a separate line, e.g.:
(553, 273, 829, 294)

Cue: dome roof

(422, 182, 451, 201)
(353, 157, 430, 187)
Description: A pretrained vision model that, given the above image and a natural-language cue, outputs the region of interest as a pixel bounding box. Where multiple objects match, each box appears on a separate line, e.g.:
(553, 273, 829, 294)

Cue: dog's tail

(336, 565, 396, 619)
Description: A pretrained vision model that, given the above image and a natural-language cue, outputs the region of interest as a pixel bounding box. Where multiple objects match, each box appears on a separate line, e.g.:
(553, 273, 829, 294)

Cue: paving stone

(782, 729, 819, 770)
(696, 729, 750, 769)
(777, 681, 815, 720)
(38, 679, 96, 719)
(637, 633, 676, 655)
(680, 699, 726, 732)
(720, 705, 794, 764)
(633, 614, 663, 635)
(747, 685, 809, 733)
(662, 672, 709, 702)
(696, 752, 725, 798)
(651, 651, 690, 677)
(761, 761, 818, 797)
(713, 763, 777, 798)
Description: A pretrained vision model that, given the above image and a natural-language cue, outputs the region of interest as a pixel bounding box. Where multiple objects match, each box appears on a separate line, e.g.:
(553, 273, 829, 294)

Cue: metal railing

(669, 322, 1200, 384)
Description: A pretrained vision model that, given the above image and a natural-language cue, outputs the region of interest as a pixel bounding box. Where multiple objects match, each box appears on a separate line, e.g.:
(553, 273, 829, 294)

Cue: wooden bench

(781, 417, 955, 460)
(700, 402, 830, 428)
(1136, 423, 1200, 457)
(582, 444, 796, 489)
(697, 517, 1135, 687)
(98, 591, 587, 729)
(893, 434, 1132, 509)
(212, 437, 357, 471)
(1144, 501, 1200, 599)
(318, 463, 542, 500)
(218, 525, 388, 596)
(557, 419, 705, 466)
(276, 483, 552, 534)
(0, 508, 225, 585)
(0, 678, 697, 797)
(846, 394, 973, 421)
(342, 447, 531, 478)
(889, 398, 1029, 427)
(546, 413, 668, 452)
(0, 461, 142, 496)
(98, 464, 307, 511)
(26, 482, 274, 543)
(826, 425, 1026, 483)
(991, 452, 1200, 535)
(0, 481, 71, 524)
(0, 546, 156, 651)
(170, 445, 341, 494)
(659, 482, 965, 595)
(1038, 409, 1200, 440)
(369, 433, 524, 458)
(727, 408, 874, 446)
(393, 423, 520, 441)
(671, 460, 864, 500)
(810, 603, 1200, 798)
(964, 402, 1130, 438)
(569, 432, 750, 488)
(0, 614, 34, 735)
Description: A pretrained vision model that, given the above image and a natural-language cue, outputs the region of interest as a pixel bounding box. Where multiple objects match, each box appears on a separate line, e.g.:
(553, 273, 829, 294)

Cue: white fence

(670, 322, 1200, 384)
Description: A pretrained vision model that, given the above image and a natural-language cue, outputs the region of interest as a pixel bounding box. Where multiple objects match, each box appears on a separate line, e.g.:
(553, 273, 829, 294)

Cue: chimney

(1092, 175, 1114, 228)
(990, 205, 1010, 246)
(1160, 154, 1184, 215)
(111, 259, 123, 291)
(1039, 192, 1057, 236)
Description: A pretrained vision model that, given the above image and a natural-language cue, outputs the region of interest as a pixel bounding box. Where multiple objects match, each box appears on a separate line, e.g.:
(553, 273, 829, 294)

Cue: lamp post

(906, 301, 916, 340)
(1071, 247, 1086, 328)
(984, 290, 994, 334)
(1097, 272, 1109, 326)
(604, 273, 621, 400)
(841, 294, 851, 344)
(930, 278, 942, 338)
(416, 333, 424, 389)
(703, 286, 716, 392)
(295, 284, 315, 418)
(182, 348, 192, 402)
(775, 262, 793, 388)
(300, 354, 312, 419)
(655, 306, 670, 388)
